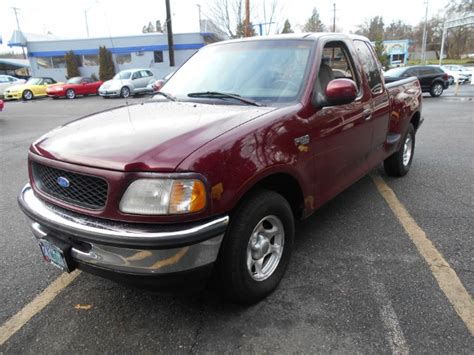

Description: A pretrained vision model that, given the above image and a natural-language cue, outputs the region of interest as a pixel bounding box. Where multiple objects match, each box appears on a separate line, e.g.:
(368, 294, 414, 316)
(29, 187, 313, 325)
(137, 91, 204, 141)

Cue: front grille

(32, 162, 108, 210)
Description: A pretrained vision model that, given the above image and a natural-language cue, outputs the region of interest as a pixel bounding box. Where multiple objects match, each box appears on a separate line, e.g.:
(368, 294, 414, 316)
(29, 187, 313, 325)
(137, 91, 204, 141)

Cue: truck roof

(208, 33, 370, 47)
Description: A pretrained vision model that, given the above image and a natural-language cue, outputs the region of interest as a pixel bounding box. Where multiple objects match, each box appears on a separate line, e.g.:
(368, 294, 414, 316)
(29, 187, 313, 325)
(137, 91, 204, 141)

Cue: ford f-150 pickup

(18, 33, 422, 303)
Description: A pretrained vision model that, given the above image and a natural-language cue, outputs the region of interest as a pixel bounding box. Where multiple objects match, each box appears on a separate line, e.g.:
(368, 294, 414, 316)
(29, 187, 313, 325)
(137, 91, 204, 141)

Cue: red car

(47, 77, 103, 99)
(0, 99, 4, 111)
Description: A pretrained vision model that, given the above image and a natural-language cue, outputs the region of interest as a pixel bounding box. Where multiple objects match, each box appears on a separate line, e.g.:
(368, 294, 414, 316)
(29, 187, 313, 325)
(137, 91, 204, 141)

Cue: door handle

(362, 109, 373, 121)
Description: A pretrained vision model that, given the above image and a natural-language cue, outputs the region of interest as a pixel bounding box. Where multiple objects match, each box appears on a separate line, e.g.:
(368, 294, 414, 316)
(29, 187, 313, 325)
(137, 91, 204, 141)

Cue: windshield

(384, 67, 407, 77)
(26, 78, 43, 85)
(67, 77, 82, 84)
(161, 40, 313, 104)
(113, 71, 132, 80)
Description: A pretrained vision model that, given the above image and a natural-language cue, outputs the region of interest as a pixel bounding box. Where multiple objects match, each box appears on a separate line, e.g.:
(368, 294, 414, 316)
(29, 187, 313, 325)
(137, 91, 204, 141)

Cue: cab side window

(131, 72, 140, 80)
(353, 40, 383, 95)
(315, 41, 359, 102)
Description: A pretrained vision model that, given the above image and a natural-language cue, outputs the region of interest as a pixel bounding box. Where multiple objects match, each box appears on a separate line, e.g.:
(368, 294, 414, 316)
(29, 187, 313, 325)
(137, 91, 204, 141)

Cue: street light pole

(84, 10, 90, 37)
(11, 7, 27, 59)
(421, 0, 429, 64)
(196, 4, 202, 32)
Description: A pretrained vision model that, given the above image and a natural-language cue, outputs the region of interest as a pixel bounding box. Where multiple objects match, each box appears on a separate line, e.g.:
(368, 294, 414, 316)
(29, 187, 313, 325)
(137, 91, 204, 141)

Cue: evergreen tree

(374, 37, 389, 69)
(235, 22, 257, 38)
(98, 46, 115, 81)
(155, 20, 163, 33)
(303, 8, 326, 32)
(64, 50, 81, 79)
(281, 19, 294, 34)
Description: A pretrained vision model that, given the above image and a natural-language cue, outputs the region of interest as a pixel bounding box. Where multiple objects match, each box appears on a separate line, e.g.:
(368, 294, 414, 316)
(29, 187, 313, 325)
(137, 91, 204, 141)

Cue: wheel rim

(246, 215, 285, 282)
(433, 84, 442, 96)
(122, 88, 129, 97)
(402, 134, 413, 166)
(67, 90, 74, 99)
(24, 91, 32, 100)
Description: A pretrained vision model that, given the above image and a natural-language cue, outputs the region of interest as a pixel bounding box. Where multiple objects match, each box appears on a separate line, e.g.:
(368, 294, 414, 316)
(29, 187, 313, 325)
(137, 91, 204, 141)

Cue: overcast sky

(1, 0, 449, 52)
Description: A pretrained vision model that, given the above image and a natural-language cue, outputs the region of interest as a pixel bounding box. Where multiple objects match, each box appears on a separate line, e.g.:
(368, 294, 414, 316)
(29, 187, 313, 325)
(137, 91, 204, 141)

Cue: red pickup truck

(19, 34, 422, 303)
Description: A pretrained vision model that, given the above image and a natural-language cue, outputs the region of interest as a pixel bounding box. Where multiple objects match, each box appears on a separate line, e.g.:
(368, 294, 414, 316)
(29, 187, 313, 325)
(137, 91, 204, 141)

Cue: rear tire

(215, 189, 294, 304)
(22, 90, 33, 101)
(384, 123, 415, 177)
(66, 89, 76, 99)
(430, 82, 443, 97)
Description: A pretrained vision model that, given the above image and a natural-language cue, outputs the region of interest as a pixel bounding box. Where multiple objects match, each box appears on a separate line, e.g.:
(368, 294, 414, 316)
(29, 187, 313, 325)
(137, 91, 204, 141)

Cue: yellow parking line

(371, 174, 474, 335)
(0, 270, 81, 345)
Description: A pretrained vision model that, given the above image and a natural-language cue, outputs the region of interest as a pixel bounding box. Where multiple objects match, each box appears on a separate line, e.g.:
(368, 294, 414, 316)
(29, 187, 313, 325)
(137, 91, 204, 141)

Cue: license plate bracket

(38, 237, 74, 272)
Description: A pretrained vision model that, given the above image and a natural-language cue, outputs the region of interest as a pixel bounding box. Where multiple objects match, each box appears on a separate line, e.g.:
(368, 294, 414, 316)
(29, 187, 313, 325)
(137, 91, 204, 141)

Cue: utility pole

(332, 3, 336, 32)
(165, 0, 175, 66)
(196, 4, 202, 32)
(421, 0, 429, 64)
(244, 0, 250, 37)
(11, 7, 27, 59)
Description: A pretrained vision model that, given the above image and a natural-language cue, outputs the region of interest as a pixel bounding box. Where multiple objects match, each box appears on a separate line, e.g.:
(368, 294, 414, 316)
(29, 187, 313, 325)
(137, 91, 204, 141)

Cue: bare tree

(261, 0, 280, 35)
(206, 0, 281, 38)
(207, 0, 243, 38)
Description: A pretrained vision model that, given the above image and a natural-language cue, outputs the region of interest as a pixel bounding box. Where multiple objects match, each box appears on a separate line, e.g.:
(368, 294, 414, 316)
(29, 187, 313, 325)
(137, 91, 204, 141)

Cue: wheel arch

(233, 171, 306, 220)
(410, 111, 421, 131)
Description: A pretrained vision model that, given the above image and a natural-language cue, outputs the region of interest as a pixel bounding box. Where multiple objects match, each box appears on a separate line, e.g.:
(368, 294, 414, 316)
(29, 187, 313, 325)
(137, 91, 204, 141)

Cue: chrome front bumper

(18, 184, 229, 275)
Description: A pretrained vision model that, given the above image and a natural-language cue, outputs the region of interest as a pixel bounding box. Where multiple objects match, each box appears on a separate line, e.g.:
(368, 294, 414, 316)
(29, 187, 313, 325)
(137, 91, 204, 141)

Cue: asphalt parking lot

(1, 86, 473, 353)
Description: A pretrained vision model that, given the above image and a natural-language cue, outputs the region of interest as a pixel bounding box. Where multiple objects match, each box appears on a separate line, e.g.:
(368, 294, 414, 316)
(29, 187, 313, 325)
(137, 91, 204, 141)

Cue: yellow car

(3, 77, 61, 100)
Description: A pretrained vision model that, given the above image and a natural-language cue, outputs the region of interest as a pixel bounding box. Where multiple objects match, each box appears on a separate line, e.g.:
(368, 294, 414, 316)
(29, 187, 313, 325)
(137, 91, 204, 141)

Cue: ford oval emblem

(57, 176, 70, 188)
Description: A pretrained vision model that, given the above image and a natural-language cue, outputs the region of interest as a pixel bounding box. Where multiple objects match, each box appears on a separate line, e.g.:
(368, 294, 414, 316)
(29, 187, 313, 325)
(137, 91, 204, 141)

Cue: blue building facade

(9, 31, 219, 81)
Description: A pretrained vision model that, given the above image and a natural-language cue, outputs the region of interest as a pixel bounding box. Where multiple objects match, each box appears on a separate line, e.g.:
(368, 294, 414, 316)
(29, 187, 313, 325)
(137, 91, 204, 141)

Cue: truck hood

(31, 101, 274, 171)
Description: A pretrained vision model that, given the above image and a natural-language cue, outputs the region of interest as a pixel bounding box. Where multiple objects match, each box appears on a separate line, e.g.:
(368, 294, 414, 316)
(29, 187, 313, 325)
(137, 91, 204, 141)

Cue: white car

(0, 75, 26, 97)
(441, 65, 472, 85)
(98, 69, 155, 98)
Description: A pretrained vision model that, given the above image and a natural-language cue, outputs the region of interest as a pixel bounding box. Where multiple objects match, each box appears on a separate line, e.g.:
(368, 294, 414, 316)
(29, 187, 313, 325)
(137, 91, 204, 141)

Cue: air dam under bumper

(18, 184, 229, 275)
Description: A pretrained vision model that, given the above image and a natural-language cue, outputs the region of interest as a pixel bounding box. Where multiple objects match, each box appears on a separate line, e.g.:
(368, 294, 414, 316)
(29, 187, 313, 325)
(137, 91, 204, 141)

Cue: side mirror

(324, 79, 357, 106)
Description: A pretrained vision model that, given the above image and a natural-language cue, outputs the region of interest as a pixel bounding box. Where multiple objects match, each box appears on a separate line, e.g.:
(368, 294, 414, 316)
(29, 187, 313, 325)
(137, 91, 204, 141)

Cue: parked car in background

(99, 69, 155, 98)
(19, 34, 422, 303)
(146, 72, 174, 93)
(0, 75, 26, 97)
(0, 99, 4, 111)
(4, 77, 60, 100)
(440, 65, 472, 85)
(47, 77, 103, 99)
(384, 65, 449, 97)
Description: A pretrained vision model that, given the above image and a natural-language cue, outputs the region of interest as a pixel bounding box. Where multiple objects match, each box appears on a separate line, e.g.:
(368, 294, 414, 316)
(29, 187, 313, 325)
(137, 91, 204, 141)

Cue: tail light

(443, 74, 449, 81)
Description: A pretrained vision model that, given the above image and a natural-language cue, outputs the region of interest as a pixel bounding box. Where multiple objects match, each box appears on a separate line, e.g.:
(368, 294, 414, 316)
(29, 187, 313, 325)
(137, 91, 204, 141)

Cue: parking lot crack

(189, 304, 205, 354)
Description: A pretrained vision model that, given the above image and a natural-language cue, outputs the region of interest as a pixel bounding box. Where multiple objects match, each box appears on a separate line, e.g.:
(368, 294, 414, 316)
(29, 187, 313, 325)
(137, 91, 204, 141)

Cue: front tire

(384, 123, 415, 177)
(215, 190, 294, 304)
(66, 89, 76, 99)
(22, 90, 33, 101)
(430, 82, 444, 97)
(120, 86, 130, 98)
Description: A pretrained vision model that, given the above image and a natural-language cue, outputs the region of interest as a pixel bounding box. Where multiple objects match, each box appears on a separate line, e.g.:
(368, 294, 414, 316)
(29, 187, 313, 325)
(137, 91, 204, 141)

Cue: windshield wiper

(153, 91, 177, 101)
(187, 91, 261, 106)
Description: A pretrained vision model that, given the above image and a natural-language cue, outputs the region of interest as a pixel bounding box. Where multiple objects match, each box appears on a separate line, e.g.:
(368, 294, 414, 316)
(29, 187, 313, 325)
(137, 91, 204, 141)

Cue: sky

(0, 0, 450, 52)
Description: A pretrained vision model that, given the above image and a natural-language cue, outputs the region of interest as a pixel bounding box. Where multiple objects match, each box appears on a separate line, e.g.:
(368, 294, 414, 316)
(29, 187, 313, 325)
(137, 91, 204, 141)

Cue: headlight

(119, 179, 206, 215)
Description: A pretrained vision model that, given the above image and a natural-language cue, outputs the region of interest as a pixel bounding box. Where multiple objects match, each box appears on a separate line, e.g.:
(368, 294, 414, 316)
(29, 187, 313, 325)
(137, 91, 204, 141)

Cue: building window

(154, 51, 163, 63)
(36, 57, 53, 69)
(51, 56, 66, 68)
(83, 54, 99, 66)
(116, 53, 131, 65)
